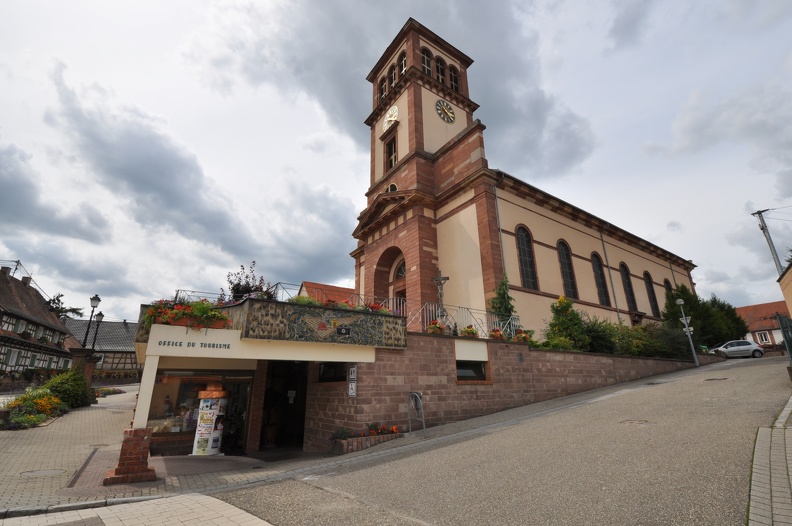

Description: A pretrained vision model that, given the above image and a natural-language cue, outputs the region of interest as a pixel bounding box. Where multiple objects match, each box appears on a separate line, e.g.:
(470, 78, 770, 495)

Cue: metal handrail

(173, 285, 521, 336)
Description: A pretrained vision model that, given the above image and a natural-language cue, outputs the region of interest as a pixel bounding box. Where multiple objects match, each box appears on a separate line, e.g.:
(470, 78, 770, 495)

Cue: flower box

(330, 433, 403, 455)
(171, 318, 230, 330)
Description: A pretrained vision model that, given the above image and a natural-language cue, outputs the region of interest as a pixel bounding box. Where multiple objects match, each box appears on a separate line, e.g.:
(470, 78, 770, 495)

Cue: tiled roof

(735, 301, 790, 332)
(299, 281, 356, 304)
(63, 318, 137, 354)
(0, 267, 67, 333)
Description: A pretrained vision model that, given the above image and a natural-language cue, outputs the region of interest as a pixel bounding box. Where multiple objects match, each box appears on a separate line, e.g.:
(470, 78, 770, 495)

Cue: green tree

(45, 293, 84, 319)
(661, 285, 747, 349)
(489, 275, 515, 325)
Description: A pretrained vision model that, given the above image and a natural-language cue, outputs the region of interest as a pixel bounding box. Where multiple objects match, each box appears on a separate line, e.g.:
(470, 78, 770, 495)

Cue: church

(122, 19, 701, 471)
(352, 18, 695, 334)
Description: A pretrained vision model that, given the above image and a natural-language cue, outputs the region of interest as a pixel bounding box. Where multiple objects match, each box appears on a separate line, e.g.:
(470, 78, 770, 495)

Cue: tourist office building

(131, 19, 697, 458)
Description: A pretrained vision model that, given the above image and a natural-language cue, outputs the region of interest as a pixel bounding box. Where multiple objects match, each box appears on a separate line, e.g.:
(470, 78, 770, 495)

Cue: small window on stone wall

(456, 361, 486, 381)
(319, 362, 347, 382)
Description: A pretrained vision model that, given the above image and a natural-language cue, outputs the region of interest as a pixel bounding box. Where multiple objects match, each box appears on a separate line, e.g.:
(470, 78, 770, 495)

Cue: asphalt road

(217, 357, 792, 526)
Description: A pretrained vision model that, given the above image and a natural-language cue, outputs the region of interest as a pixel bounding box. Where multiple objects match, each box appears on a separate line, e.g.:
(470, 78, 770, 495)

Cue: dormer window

(378, 78, 387, 102)
(421, 49, 432, 76)
(398, 52, 407, 77)
(450, 67, 459, 92)
(435, 58, 446, 85)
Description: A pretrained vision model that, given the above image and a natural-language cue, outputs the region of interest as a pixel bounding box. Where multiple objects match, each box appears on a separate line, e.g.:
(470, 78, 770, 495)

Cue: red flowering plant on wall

(330, 422, 399, 440)
(426, 320, 446, 334)
(143, 299, 231, 331)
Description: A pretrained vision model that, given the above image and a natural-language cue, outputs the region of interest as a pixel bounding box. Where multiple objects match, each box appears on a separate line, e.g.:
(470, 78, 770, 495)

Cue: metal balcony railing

(173, 284, 520, 338)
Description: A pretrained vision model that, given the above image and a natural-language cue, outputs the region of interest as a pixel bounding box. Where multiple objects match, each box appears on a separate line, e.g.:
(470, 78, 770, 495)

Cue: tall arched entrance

(374, 247, 406, 314)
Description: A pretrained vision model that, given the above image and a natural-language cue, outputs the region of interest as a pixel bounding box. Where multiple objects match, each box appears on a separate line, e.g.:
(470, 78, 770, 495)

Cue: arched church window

(378, 77, 387, 102)
(388, 65, 397, 88)
(385, 183, 397, 192)
(516, 227, 538, 290)
(395, 261, 406, 280)
(591, 253, 610, 307)
(435, 58, 446, 85)
(557, 240, 578, 299)
(449, 66, 459, 92)
(421, 48, 432, 76)
(664, 279, 673, 295)
(620, 263, 638, 312)
(644, 272, 660, 317)
(398, 52, 407, 77)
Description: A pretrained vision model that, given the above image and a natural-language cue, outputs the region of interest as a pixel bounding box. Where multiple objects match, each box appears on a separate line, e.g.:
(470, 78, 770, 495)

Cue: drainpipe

(493, 170, 507, 276)
(599, 227, 622, 324)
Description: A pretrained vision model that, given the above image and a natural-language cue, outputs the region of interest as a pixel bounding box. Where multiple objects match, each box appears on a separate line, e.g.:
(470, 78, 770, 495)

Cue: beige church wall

(421, 87, 466, 154)
(373, 91, 410, 183)
(437, 204, 486, 311)
(497, 192, 691, 319)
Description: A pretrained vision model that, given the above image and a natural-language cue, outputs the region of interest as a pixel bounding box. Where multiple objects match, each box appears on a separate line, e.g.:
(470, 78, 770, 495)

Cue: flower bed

(331, 432, 403, 455)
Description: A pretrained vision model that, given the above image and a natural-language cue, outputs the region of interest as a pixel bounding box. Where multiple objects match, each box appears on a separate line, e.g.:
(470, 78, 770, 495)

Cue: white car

(711, 340, 764, 358)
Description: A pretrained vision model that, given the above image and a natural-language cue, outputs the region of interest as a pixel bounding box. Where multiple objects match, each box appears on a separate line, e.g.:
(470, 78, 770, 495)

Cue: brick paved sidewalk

(749, 396, 792, 525)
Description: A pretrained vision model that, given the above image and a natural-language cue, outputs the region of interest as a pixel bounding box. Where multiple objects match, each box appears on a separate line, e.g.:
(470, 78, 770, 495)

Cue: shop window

(557, 240, 578, 299)
(516, 226, 538, 290)
(421, 48, 432, 76)
(644, 272, 660, 317)
(457, 361, 487, 381)
(319, 362, 347, 382)
(450, 66, 459, 92)
(591, 253, 611, 307)
(621, 263, 638, 312)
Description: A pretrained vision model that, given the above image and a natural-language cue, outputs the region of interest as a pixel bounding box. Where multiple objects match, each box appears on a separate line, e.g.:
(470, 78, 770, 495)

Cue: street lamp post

(676, 298, 699, 367)
(81, 294, 101, 347)
(91, 311, 104, 350)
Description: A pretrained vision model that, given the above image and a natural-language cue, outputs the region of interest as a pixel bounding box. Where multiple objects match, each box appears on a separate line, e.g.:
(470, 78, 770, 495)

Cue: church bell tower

(351, 18, 501, 325)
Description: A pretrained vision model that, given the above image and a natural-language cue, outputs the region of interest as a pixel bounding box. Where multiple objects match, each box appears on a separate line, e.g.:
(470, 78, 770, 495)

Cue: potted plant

(512, 329, 535, 343)
(488, 328, 506, 340)
(460, 325, 479, 338)
(143, 299, 231, 331)
(426, 319, 446, 335)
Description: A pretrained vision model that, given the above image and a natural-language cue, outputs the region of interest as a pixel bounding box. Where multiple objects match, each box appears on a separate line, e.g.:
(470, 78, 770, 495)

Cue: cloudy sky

(2, 0, 791, 322)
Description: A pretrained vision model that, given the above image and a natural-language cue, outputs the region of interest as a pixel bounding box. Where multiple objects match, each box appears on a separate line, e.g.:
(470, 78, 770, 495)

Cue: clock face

(435, 99, 455, 123)
(383, 105, 399, 132)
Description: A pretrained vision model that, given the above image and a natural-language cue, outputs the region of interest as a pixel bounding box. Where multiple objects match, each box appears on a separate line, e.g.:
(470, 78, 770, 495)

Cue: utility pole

(752, 209, 785, 276)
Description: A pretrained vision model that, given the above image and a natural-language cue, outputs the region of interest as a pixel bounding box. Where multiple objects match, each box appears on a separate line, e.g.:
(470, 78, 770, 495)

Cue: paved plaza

(1, 359, 792, 525)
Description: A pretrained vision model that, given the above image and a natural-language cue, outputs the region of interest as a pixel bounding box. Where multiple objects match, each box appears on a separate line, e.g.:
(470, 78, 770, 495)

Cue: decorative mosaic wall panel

(241, 300, 406, 348)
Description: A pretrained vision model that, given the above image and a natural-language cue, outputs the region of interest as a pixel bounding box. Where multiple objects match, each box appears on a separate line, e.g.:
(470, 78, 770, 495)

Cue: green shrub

(287, 295, 323, 307)
(544, 297, 589, 351)
(583, 317, 617, 354)
(44, 370, 92, 408)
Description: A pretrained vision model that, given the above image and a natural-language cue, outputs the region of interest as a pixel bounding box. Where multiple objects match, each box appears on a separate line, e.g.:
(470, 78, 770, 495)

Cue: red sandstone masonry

(300, 334, 708, 452)
(103, 428, 157, 485)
